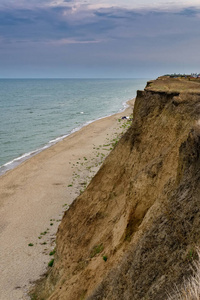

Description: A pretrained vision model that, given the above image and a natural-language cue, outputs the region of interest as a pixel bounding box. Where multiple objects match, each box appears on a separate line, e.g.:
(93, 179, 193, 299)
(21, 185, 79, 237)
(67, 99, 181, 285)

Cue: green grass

(30, 293, 38, 300)
(90, 244, 104, 258)
(187, 248, 198, 262)
(40, 231, 47, 236)
(48, 259, 54, 267)
(49, 249, 56, 256)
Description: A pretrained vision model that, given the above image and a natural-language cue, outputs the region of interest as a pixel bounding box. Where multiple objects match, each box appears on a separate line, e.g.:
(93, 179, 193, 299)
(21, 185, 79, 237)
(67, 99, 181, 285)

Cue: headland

(32, 76, 200, 300)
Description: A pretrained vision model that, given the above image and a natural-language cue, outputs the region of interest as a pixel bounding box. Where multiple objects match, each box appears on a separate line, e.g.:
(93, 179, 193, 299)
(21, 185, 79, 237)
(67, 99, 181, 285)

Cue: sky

(0, 0, 200, 78)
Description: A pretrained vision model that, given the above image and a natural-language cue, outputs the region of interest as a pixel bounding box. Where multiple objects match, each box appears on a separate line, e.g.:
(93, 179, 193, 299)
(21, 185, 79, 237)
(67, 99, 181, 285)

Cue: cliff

(33, 77, 200, 299)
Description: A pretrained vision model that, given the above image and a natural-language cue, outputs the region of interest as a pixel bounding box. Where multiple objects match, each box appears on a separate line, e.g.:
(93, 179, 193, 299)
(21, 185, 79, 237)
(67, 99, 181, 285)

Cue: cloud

(94, 8, 141, 19)
(1, 1, 200, 77)
(0, 4, 200, 42)
(62, 0, 200, 11)
(176, 6, 200, 16)
(45, 37, 105, 45)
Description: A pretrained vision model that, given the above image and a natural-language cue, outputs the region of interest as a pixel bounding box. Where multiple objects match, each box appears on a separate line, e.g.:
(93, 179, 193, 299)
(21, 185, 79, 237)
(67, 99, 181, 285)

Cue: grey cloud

(0, 5, 200, 42)
(176, 7, 200, 16)
(1, 3, 200, 78)
(94, 8, 141, 19)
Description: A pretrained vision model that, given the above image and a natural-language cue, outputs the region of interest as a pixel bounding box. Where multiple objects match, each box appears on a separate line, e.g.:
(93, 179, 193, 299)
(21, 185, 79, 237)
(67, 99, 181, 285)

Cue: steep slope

(33, 77, 200, 300)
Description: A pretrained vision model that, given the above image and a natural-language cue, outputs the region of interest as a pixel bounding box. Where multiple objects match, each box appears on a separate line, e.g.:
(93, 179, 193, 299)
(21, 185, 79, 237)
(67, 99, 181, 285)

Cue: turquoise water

(0, 78, 147, 175)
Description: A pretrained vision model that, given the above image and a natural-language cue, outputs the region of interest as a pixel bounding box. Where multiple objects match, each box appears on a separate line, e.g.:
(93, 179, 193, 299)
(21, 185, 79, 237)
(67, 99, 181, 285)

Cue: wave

(0, 98, 133, 177)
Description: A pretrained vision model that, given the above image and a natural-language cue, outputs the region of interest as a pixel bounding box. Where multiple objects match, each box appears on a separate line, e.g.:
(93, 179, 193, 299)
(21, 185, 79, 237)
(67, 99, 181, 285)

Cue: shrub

(103, 255, 107, 262)
(49, 249, 56, 256)
(48, 259, 54, 267)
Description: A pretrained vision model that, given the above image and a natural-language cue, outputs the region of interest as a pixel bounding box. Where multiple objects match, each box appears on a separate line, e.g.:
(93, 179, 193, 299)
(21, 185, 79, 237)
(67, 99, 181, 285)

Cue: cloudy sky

(0, 0, 200, 78)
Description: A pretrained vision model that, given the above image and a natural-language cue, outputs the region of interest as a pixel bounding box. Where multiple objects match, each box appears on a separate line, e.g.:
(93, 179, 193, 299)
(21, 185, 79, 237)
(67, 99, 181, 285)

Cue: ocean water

(0, 78, 148, 175)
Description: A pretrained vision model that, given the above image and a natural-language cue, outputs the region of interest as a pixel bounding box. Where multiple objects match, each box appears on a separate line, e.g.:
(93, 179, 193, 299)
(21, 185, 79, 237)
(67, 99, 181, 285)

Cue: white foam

(0, 98, 133, 176)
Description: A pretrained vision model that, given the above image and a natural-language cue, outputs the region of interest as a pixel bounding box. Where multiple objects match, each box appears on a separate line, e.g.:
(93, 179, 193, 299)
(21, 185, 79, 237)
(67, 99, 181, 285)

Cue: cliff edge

(33, 76, 200, 299)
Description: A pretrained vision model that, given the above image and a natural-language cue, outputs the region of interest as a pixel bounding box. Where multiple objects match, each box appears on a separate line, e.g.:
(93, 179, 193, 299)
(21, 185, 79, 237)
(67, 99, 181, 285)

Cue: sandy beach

(0, 100, 134, 300)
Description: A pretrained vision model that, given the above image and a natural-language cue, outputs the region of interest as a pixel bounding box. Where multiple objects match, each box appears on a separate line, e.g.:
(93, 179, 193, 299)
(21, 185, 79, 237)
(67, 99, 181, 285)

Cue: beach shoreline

(0, 98, 132, 177)
(0, 99, 134, 300)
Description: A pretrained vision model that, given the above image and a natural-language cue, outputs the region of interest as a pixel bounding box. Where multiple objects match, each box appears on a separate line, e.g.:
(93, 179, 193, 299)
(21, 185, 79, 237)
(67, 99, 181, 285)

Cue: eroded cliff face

(34, 77, 200, 300)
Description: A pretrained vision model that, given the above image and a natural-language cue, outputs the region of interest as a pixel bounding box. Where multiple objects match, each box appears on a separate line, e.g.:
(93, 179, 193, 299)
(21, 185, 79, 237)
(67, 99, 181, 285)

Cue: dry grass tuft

(167, 249, 200, 300)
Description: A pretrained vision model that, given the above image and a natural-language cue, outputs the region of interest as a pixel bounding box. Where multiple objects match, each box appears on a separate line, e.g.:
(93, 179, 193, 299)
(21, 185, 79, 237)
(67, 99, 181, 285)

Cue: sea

(0, 78, 148, 175)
